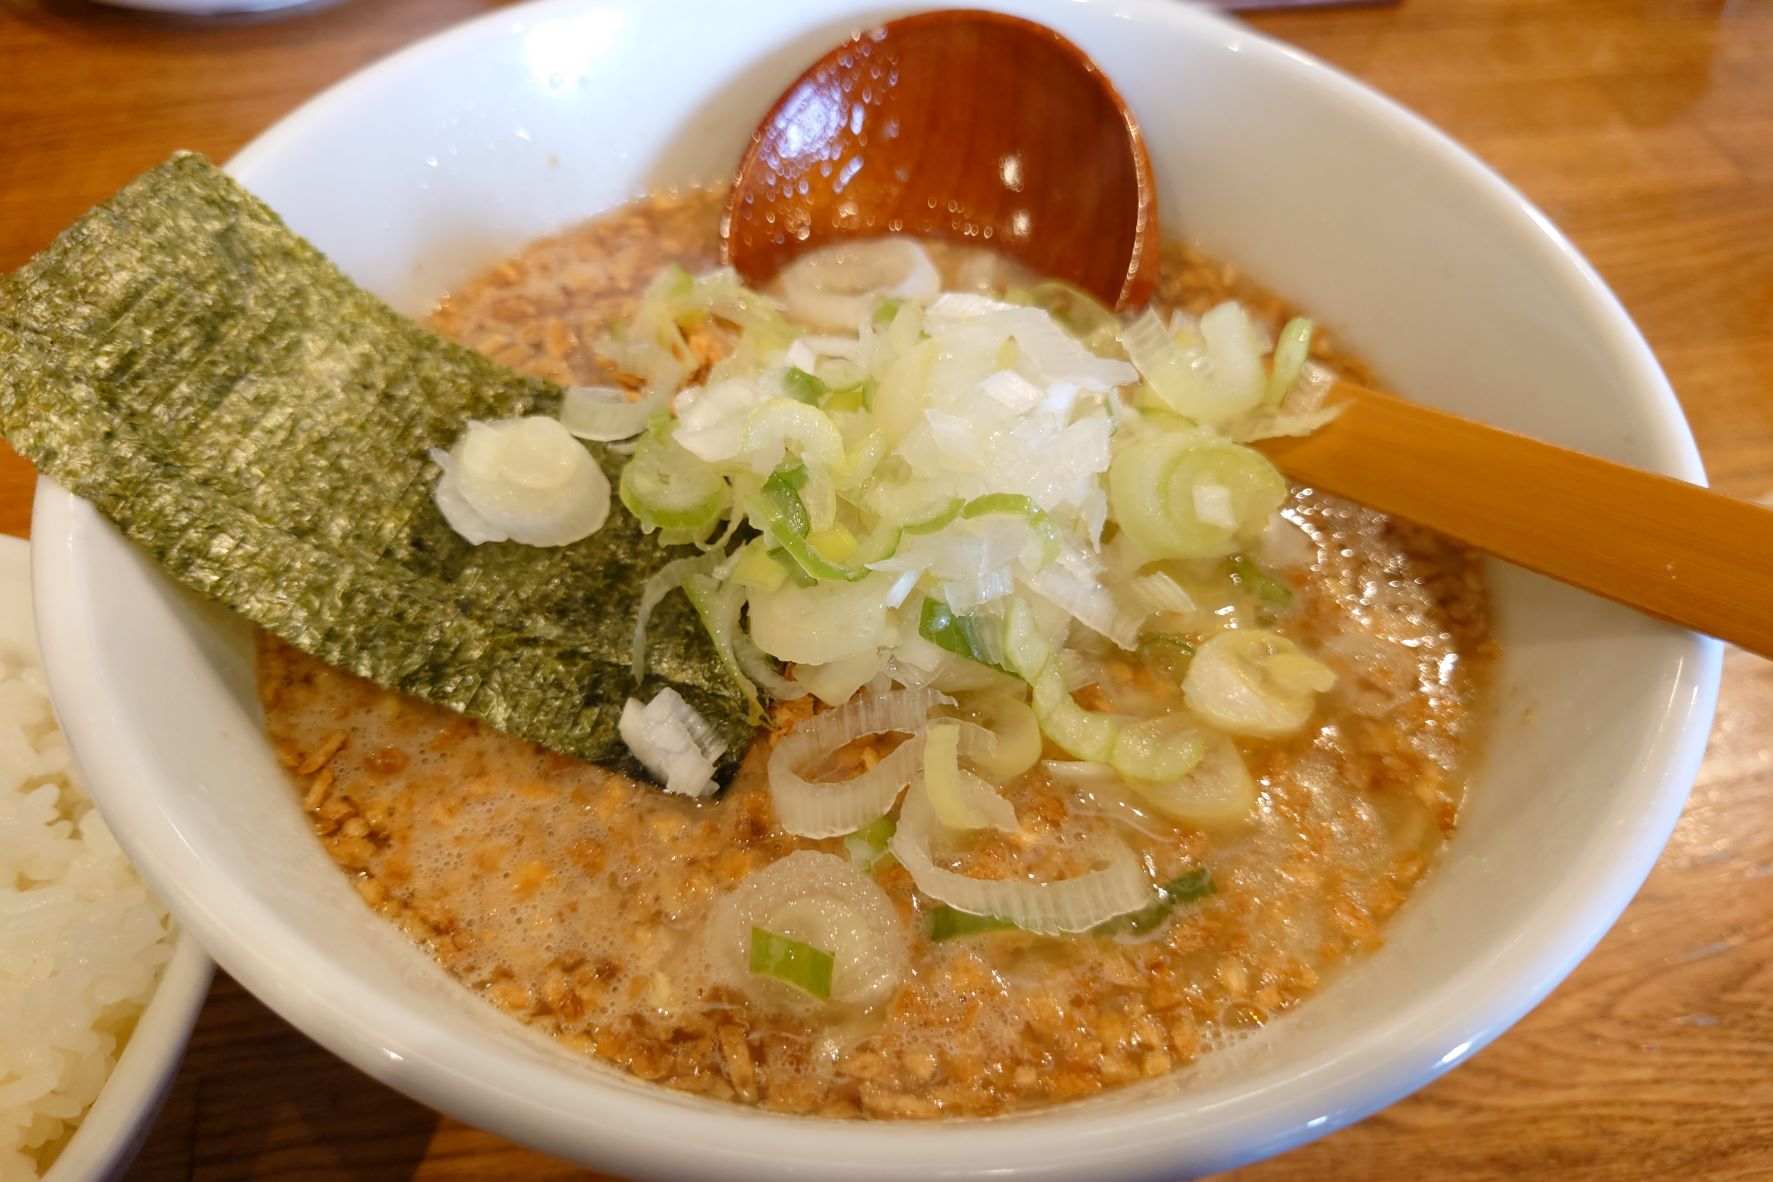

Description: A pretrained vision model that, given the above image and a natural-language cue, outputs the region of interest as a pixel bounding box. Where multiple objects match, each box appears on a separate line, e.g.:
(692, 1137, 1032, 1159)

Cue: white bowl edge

(28, 0, 1723, 1178)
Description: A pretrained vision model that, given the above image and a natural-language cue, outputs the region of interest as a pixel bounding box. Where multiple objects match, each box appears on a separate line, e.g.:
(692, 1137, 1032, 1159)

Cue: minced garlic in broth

(258, 187, 1493, 1118)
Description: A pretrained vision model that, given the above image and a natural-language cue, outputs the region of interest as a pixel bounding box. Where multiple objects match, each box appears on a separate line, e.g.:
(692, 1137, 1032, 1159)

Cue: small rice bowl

(0, 645, 172, 1177)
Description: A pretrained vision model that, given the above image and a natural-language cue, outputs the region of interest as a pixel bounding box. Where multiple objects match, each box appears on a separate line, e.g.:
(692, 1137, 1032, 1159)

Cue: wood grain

(1, 0, 1769, 1178)
(1258, 382, 1773, 659)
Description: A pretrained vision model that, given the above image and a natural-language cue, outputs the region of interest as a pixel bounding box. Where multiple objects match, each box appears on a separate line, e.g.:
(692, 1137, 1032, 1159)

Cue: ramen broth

(258, 188, 1492, 1118)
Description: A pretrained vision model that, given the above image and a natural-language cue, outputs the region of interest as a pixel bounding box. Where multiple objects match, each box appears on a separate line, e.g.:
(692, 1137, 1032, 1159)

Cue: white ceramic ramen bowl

(31, 0, 1721, 1176)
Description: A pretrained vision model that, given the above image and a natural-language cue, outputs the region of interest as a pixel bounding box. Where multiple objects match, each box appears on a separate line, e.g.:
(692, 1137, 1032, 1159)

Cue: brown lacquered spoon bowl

(724, 9, 1773, 658)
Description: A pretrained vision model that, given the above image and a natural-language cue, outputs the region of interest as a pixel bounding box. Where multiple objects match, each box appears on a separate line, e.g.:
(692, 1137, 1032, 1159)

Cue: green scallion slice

(1100, 867, 1217, 936)
(782, 367, 828, 405)
(902, 497, 964, 536)
(960, 492, 1061, 569)
(843, 814, 897, 871)
(1229, 554, 1293, 619)
(919, 599, 1012, 674)
(749, 927, 835, 999)
(925, 906, 1018, 941)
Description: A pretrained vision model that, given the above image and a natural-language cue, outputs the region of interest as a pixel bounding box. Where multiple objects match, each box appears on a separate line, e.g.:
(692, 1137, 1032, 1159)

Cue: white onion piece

(1122, 303, 1265, 427)
(889, 787, 1150, 934)
(921, 721, 1017, 832)
(1029, 565, 1141, 650)
(618, 689, 726, 798)
(1121, 732, 1257, 828)
(1230, 362, 1342, 443)
(784, 335, 863, 370)
(939, 569, 1015, 612)
(1183, 629, 1334, 738)
(707, 851, 906, 1012)
(429, 450, 504, 545)
(733, 628, 806, 701)
(1258, 513, 1318, 573)
(779, 238, 941, 332)
(1129, 572, 1198, 615)
(959, 693, 1043, 783)
(792, 649, 889, 707)
(980, 369, 1045, 413)
(595, 334, 690, 394)
(672, 378, 771, 462)
(923, 292, 1021, 322)
(887, 633, 1018, 695)
(1197, 302, 1268, 418)
(767, 688, 955, 838)
(1059, 650, 1101, 692)
(1041, 759, 1120, 784)
(922, 300, 1137, 395)
(1193, 482, 1236, 530)
(928, 656, 1023, 697)
(883, 568, 921, 609)
(432, 417, 610, 547)
(1319, 630, 1417, 718)
(559, 384, 668, 442)
(748, 573, 896, 665)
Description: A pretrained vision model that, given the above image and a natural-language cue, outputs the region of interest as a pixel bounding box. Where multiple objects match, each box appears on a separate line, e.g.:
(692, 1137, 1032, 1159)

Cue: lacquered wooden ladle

(724, 9, 1773, 657)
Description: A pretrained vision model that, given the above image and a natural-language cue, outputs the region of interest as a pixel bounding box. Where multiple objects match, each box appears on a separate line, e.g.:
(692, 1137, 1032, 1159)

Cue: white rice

(0, 648, 171, 1177)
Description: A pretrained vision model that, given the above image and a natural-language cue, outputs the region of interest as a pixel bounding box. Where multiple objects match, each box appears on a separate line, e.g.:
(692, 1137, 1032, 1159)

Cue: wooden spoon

(722, 9, 1157, 308)
(724, 9, 1773, 657)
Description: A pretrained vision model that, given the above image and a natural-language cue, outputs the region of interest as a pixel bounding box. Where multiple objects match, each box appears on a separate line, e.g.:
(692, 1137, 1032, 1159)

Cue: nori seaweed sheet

(0, 152, 752, 780)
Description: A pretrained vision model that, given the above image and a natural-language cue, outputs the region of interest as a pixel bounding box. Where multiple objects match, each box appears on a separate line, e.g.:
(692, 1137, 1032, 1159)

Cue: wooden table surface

(4, 0, 1770, 1177)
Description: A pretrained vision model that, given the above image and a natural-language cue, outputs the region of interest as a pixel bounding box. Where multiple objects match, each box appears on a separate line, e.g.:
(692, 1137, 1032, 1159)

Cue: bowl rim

(31, 0, 1722, 1177)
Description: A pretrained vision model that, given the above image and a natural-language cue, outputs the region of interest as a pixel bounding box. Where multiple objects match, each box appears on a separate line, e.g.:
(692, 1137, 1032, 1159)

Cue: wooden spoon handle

(1256, 383, 1770, 656)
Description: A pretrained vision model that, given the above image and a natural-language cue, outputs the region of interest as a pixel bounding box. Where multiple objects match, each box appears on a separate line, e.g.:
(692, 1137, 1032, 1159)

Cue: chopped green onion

(617, 424, 729, 532)
(1111, 716, 1207, 782)
(1003, 598, 1052, 682)
(766, 546, 818, 588)
(903, 497, 964, 536)
(1108, 431, 1286, 559)
(1229, 554, 1293, 619)
(849, 521, 902, 566)
(960, 493, 1061, 569)
(759, 469, 810, 532)
(823, 382, 869, 415)
(751, 471, 879, 584)
(1029, 660, 1118, 762)
(732, 540, 788, 592)
(873, 297, 904, 325)
(808, 524, 859, 563)
(961, 693, 1043, 783)
(925, 906, 1018, 941)
(1005, 599, 1117, 762)
(770, 529, 862, 583)
(1266, 317, 1314, 406)
(768, 461, 810, 496)
(844, 815, 897, 871)
(682, 573, 763, 721)
(741, 399, 846, 473)
(1098, 867, 1217, 936)
(748, 927, 835, 999)
(783, 367, 828, 405)
(919, 599, 1012, 674)
(1024, 279, 1125, 359)
(921, 720, 993, 830)
(1161, 867, 1217, 904)
(1138, 632, 1197, 681)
